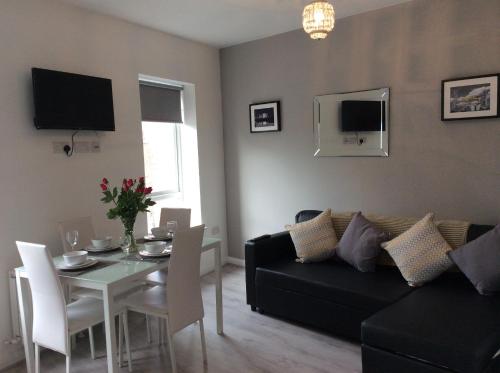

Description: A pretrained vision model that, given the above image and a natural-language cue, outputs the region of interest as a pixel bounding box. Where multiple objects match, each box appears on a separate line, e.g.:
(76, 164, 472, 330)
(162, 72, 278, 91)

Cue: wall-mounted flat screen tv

(32, 68, 115, 131)
(341, 100, 386, 132)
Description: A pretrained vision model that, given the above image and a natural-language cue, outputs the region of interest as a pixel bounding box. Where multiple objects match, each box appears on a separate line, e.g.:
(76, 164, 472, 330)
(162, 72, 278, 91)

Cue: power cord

(64, 130, 79, 157)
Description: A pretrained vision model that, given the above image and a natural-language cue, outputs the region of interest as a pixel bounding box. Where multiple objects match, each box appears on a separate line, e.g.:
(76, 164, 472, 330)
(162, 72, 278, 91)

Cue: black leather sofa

(245, 210, 500, 373)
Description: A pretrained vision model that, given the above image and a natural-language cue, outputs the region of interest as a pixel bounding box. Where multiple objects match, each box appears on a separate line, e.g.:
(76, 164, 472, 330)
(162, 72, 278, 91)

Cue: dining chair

(122, 225, 207, 373)
(146, 208, 192, 287)
(146, 207, 191, 286)
(158, 207, 191, 229)
(16, 241, 132, 373)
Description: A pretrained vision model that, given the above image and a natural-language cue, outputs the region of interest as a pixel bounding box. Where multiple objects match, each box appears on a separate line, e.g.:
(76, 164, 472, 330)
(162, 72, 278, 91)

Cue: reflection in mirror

(313, 88, 389, 157)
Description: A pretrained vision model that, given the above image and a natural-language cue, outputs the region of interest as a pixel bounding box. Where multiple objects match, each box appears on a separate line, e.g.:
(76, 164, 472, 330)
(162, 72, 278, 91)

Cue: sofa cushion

(336, 212, 390, 272)
(255, 259, 412, 312)
(286, 209, 338, 263)
(449, 225, 500, 295)
(382, 213, 454, 286)
(362, 273, 500, 373)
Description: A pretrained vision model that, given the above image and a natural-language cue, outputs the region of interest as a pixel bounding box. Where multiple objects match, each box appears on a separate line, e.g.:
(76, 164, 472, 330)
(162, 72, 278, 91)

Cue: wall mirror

(313, 88, 389, 157)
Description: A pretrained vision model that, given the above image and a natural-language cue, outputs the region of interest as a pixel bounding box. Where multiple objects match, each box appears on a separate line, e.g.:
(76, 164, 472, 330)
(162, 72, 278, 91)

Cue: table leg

(103, 287, 118, 373)
(16, 272, 34, 373)
(214, 245, 223, 335)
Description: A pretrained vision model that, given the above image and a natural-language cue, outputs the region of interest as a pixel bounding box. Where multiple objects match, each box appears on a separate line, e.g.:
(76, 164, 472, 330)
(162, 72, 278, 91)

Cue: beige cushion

(365, 213, 470, 266)
(331, 212, 355, 240)
(286, 209, 338, 263)
(382, 213, 454, 286)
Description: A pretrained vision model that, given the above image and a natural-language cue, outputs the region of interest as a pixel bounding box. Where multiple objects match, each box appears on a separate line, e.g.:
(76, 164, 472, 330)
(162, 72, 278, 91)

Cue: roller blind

(139, 81, 183, 123)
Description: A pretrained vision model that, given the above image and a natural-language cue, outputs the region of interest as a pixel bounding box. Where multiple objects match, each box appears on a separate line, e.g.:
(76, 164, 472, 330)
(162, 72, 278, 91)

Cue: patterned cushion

(286, 209, 338, 263)
(365, 213, 470, 266)
(331, 212, 356, 240)
(382, 213, 454, 286)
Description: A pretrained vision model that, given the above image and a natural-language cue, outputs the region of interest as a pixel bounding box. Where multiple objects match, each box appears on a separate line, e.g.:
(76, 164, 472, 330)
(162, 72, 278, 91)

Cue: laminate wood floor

(3, 265, 361, 373)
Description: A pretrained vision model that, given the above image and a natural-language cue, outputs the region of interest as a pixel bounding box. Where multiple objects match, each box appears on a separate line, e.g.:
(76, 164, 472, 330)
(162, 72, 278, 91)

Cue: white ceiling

(61, 0, 412, 48)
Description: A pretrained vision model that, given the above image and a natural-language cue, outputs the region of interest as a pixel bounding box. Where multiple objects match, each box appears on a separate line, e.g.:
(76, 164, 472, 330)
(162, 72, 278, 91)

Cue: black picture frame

(249, 101, 281, 133)
(441, 74, 499, 121)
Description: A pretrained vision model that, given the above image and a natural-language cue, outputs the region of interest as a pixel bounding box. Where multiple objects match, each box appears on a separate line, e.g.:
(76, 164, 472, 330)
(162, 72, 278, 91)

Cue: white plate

(139, 248, 172, 258)
(57, 258, 98, 271)
(85, 244, 118, 253)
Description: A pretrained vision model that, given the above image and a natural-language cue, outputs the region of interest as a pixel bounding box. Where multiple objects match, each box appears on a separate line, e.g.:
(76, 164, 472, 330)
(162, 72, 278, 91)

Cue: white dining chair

(122, 225, 207, 373)
(16, 241, 132, 373)
(158, 207, 191, 229)
(146, 208, 192, 287)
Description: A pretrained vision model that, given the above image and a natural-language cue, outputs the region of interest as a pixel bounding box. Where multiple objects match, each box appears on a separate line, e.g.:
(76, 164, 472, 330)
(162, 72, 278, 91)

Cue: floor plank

(3, 265, 361, 373)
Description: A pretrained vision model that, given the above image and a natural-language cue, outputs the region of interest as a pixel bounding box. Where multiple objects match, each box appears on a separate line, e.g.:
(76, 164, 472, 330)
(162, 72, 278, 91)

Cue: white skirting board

(225, 256, 245, 267)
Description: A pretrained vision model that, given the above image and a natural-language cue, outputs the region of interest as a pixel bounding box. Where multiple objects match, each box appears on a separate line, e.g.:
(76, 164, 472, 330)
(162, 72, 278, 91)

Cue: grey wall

(221, 0, 500, 259)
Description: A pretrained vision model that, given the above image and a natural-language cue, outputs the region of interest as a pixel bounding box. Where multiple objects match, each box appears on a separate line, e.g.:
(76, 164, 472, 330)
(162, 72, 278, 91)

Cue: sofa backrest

(295, 210, 495, 266)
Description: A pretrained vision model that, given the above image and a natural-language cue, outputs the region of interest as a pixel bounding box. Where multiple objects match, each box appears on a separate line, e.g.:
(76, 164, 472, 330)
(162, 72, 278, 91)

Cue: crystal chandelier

(302, 0, 335, 40)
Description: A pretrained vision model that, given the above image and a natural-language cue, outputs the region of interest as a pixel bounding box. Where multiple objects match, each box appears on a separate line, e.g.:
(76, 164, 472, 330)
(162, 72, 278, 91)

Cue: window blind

(139, 81, 183, 123)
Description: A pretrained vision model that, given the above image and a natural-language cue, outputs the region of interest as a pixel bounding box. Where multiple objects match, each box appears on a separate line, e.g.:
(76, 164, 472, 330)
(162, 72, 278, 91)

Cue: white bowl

(91, 237, 112, 249)
(151, 227, 168, 238)
(63, 251, 88, 266)
(144, 242, 166, 254)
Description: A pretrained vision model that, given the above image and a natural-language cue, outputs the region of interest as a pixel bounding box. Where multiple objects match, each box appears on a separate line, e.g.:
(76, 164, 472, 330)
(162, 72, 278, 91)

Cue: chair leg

(199, 319, 207, 365)
(165, 318, 177, 373)
(66, 353, 71, 373)
(123, 311, 132, 372)
(89, 327, 96, 360)
(118, 313, 123, 367)
(146, 314, 152, 344)
(34, 343, 40, 373)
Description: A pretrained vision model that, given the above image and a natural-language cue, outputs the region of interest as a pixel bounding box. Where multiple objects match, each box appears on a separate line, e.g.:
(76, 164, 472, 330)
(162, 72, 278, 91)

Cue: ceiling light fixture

(302, 0, 335, 40)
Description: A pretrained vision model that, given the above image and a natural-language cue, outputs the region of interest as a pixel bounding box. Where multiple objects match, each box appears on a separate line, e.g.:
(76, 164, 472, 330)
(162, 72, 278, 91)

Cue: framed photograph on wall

(442, 74, 499, 121)
(249, 101, 281, 133)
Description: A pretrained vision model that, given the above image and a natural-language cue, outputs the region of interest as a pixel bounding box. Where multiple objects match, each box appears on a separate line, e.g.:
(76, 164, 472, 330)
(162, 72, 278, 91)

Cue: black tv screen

(341, 100, 385, 132)
(32, 68, 115, 131)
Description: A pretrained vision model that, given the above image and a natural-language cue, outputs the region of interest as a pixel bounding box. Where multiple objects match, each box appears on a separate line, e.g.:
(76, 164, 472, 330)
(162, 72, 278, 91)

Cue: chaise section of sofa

(362, 272, 500, 373)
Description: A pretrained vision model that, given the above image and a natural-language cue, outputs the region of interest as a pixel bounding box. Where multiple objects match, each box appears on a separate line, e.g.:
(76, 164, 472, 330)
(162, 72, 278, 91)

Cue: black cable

(64, 130, 79, 157)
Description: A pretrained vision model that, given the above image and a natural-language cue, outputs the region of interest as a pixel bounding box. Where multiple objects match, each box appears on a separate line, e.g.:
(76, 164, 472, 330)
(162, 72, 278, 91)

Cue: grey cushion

(449, 225, 500, 295)
(336, 212, 390, 272)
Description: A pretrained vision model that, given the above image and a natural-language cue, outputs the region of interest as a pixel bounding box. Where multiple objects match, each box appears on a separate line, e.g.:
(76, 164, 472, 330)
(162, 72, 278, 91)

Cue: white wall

(0, 0, 227, 368)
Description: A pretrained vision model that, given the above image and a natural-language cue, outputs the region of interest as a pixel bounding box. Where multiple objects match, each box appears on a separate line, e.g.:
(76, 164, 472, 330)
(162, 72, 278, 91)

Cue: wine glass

(166, 221, 178, 239)
(66, 230, 79, 251)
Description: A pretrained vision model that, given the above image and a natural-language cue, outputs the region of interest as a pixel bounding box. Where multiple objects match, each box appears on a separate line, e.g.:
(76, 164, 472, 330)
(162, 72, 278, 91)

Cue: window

(141, 121, 182, 197)
(139, 80, 184, 200)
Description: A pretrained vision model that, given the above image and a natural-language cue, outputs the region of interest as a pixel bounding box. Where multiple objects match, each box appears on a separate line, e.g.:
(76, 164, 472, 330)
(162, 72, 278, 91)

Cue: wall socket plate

(52, 140, 101, 154)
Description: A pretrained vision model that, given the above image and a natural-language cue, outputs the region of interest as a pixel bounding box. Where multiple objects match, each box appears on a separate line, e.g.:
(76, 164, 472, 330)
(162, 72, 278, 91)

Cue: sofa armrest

(245, 231, 295, 308)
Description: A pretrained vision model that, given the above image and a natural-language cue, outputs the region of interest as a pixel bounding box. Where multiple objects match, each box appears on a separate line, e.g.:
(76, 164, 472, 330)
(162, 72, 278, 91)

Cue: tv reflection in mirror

(341, 101, 386, 132)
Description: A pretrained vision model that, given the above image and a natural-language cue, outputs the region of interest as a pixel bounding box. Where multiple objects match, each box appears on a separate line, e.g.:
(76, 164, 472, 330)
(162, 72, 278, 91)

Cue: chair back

(159, 208, 191, 229)
(58, 216, 95, 252)
(166, 225, 205, 334)
(16, 242, 68, 354)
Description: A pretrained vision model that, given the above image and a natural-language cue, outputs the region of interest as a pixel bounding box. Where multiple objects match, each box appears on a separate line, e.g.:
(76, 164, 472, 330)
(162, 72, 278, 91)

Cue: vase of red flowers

(99, 177, 155, 253)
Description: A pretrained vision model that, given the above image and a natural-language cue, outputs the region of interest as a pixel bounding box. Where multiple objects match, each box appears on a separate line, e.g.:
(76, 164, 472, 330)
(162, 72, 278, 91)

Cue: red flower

(100, 183, 108, 191)
(102, 177, 109, 184)
(144, 187, 153, 194)
(136, 186, 144, 194)
(127, 179, 134, 187)
(139, 176, 145, 184)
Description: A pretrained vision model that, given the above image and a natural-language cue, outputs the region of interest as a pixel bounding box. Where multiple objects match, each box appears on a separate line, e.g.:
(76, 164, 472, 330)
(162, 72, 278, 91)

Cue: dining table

(15, 236, 223, 373)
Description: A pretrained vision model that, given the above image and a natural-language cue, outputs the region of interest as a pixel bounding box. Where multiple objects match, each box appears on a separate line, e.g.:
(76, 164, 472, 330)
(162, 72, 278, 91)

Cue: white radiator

(8, 270, 22, 342)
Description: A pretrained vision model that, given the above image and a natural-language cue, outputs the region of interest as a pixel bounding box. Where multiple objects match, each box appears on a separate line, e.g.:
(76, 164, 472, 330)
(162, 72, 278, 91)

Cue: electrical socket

(90, 141, 101, 153)
(73, 142, 90, 153)
(52, 141, 68, 154)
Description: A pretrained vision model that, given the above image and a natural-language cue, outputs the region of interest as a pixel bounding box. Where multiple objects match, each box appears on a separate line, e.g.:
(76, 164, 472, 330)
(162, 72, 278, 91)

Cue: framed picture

(441, 74, 499, 121)
(249, 101, 281, 133)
